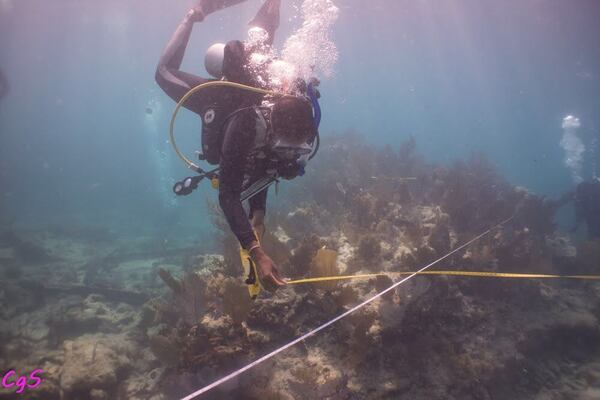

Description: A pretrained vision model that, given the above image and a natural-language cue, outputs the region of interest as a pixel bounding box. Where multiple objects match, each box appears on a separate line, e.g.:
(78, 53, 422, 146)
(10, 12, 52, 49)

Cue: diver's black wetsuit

(155, 1, 279, 249)
(574, 180, 600, 239)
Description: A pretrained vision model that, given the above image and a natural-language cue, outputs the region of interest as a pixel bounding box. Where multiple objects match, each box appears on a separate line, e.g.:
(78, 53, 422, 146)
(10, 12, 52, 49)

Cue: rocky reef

(1, 134, 599, 399)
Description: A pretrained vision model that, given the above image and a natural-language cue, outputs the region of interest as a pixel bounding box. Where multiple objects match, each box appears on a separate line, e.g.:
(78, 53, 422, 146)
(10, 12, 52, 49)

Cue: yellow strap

(286, 270, 600, 285)
(240, 228, 265, 299)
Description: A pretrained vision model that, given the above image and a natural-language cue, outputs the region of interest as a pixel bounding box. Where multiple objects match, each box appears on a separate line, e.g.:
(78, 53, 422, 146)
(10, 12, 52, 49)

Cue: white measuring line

(181, 216, 513, 399)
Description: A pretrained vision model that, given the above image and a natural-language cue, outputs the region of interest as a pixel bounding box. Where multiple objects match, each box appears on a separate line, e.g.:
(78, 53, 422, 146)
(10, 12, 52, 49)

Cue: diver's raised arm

(155, 6, 208, 107)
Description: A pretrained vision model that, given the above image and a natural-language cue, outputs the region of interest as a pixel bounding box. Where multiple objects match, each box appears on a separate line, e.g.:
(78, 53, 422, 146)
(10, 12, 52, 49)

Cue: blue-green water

(1, 2, 600, 399)
(1, 0, 598, 237)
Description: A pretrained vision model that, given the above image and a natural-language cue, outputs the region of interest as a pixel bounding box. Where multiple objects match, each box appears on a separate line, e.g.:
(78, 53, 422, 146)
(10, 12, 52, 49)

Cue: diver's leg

(248, 0, 281, 45)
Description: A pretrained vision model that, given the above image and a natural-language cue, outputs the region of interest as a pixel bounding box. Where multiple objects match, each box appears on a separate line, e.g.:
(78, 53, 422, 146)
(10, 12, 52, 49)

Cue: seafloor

(1, 135, 600, 400)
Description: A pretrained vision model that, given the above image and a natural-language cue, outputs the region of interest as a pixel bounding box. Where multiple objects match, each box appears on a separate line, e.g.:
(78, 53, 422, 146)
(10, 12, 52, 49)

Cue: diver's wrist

(248, 243, 264, 260)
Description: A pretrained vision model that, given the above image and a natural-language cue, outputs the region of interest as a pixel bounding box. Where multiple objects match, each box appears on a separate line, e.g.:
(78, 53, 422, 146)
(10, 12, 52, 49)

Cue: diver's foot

(198, 0, 247, 16)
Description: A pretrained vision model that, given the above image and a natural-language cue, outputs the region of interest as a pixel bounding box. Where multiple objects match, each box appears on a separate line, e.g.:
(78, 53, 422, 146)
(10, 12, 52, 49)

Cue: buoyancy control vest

(199, 102, 232, 165)
(199, 89, 320, 169)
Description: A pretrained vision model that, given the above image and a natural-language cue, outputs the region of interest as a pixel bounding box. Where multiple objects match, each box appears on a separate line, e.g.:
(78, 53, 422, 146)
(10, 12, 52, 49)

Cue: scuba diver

(552, 178, 600, 240)
(156, 0, 319, 293)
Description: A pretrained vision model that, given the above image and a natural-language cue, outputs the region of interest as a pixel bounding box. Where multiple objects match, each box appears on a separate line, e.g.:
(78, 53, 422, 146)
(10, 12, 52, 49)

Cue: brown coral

(220, 277, 252, 325)
(157, 268, 206, 325)
(288, 234, 322, 277)
(357, 235, 381, 263)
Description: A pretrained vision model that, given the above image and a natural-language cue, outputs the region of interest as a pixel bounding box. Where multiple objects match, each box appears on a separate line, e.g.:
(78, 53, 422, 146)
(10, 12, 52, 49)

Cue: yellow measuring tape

(286, 270, 600, 285)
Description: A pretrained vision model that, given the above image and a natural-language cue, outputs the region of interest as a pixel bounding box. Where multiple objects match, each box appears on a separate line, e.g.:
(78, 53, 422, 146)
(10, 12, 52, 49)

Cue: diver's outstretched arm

(155, 0, 247, 111)
(248, 0, 280, 46)
(218, 109, 258, 251)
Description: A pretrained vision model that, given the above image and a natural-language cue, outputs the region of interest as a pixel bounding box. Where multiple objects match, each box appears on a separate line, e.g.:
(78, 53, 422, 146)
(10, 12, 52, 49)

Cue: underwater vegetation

(1, 134, 600, 399)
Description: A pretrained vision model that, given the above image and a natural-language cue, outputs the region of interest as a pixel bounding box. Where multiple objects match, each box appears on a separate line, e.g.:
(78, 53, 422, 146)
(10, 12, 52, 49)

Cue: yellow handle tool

(240, 248, 262, 299)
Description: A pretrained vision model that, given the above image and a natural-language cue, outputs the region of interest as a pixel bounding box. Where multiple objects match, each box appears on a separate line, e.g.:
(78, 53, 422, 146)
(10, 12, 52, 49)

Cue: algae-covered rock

(149, 334, 180, 366)
(90, 388, 109, 400)
(220, 278, 252, 325)
(357, 234, 381, 263)
(119, 368, 167, 400)
(157, 269, 206, 325)
(59, 336, 132, 395)
(374, 275, 394, 301)
(334, 285, 359, 308)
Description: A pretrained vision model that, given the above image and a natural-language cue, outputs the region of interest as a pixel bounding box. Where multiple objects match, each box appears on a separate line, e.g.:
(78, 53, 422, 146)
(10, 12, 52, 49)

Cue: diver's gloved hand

(193, 0, 248, 19)
(250, 246, 286, 292)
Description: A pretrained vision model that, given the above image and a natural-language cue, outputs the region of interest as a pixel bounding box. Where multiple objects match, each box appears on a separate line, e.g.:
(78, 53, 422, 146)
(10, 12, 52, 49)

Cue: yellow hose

(169, 81, 280, 169)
